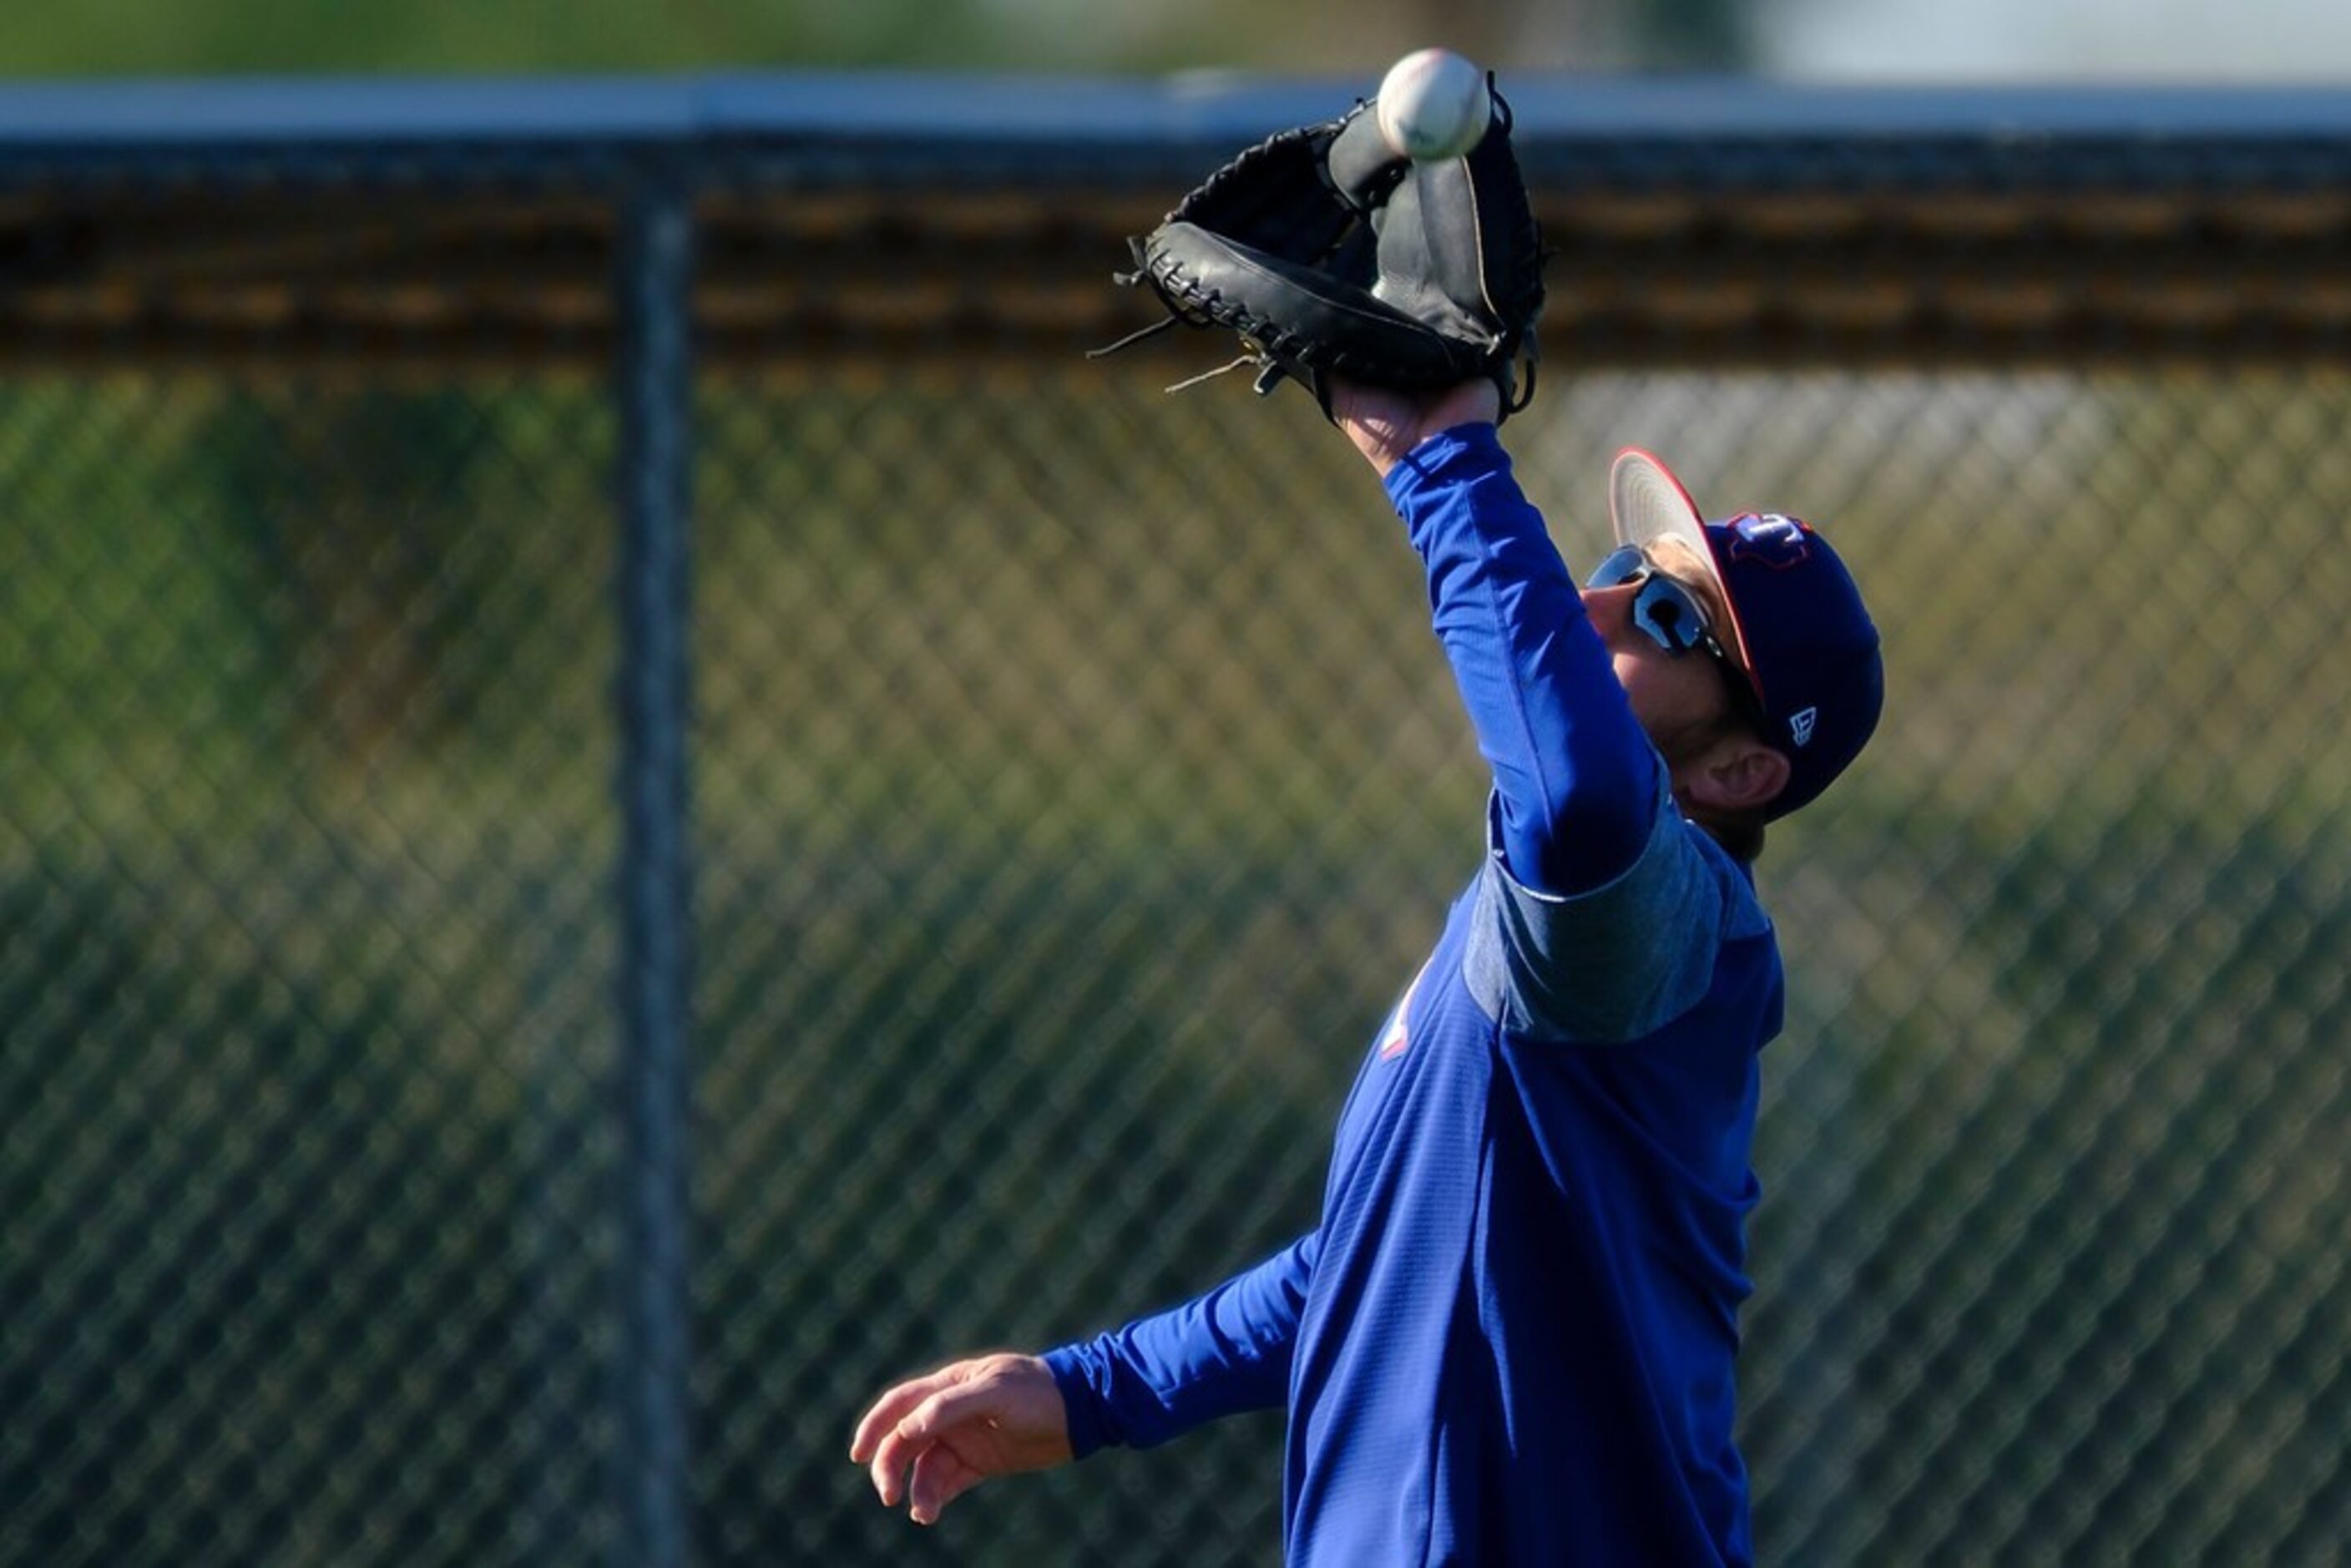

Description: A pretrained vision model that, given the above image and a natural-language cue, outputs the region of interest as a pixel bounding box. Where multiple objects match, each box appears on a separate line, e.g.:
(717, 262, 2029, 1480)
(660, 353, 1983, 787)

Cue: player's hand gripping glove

(1094, 83, 1546, 418)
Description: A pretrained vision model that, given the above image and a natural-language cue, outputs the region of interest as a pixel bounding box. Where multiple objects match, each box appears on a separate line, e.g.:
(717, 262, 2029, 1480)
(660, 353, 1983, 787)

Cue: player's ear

(1684, 739, 1791, 817)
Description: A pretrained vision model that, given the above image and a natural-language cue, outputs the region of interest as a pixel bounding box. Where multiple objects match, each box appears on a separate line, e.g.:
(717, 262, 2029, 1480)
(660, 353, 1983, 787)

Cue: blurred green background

(8, 8, 2351, 1565)
(17, 0, 2351, 79)
(0, 0, 1749, 76)
(8, 355, 2351, 1564)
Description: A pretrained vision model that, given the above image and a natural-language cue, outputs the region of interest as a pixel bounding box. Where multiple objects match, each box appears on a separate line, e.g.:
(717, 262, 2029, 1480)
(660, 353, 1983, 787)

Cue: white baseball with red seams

(1374, 48, 1491, 162)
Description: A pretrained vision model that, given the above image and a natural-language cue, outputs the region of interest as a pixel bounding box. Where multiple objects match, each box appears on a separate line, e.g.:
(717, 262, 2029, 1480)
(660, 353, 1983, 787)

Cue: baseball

(1375, 48, 1492, 162)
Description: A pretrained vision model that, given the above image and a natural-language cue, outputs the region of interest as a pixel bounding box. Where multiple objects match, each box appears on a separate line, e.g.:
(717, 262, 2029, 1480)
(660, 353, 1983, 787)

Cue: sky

(1763, 0, 2351, 79)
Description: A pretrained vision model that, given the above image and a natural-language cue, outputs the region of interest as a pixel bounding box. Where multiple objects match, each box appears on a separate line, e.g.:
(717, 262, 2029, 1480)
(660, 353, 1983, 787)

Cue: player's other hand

(850, 1353, 1074, 1525)
(1331, 375, 1502, 478)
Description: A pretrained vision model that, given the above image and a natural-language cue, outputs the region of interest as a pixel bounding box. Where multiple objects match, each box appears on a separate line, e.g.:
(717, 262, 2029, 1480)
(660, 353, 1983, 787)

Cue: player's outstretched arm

(850, 1352, 1074, 1525)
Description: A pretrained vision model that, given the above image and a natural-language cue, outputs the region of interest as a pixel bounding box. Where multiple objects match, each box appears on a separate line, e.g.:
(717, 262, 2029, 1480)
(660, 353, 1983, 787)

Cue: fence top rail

(11, 72, 2351, 372)
(5, 70, 2351, 159)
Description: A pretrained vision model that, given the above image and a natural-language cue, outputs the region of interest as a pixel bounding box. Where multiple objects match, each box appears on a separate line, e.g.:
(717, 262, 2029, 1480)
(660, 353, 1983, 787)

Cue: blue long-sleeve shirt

(1046, 425, 1783, 1566)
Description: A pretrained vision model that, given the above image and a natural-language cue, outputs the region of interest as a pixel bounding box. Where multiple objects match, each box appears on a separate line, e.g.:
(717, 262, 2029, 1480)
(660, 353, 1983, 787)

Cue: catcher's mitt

(1095, 83, 1546, 418)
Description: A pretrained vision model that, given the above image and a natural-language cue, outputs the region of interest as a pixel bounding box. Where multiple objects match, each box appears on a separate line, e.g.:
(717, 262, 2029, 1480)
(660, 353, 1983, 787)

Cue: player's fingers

(866, 1430, 916, 1510)
(907, 1443, 982, 1526)
(871, 1373, 1011, 1509)
(866, 1410, 953, 1510)
(856, 1373, 970, 1507)
(850, 1368, 956, 1464)
(893, 1377, 1003, 1446)
(863, 1387, 971, 1506)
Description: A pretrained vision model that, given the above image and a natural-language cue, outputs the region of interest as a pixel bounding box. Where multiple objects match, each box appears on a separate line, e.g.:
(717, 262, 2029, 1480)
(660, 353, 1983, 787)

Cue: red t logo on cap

(1727, 513, 1813, 569)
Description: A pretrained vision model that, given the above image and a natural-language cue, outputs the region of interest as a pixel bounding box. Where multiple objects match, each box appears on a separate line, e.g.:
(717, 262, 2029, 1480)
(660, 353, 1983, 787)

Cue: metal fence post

(612, 173, 696, 1568)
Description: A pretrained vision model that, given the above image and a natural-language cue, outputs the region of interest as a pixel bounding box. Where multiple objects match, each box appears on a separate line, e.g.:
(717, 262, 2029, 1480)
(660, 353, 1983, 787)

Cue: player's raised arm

(1333, 373, 1665, 898)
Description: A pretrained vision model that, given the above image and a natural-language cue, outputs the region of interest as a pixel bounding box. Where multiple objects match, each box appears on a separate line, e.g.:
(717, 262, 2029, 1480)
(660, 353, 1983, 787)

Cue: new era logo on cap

(1789, 706, 1818, 746)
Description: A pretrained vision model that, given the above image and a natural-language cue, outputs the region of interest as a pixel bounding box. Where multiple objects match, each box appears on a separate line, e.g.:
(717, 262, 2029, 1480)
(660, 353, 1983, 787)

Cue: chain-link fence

(5, 77, 2350, 1568)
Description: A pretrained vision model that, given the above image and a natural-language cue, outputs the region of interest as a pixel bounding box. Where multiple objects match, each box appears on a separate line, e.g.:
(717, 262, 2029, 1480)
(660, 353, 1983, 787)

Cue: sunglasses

(1585, 544, 1771, 734)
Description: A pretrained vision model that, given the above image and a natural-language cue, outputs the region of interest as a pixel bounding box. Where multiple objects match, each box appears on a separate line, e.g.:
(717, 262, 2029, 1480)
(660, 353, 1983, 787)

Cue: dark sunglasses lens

(1631, 577, 1710, 654)
(1586, 545, 1649, 589)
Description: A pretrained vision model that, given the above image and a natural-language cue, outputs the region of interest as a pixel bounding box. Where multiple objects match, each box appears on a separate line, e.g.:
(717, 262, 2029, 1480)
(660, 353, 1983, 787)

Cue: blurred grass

(0, 0, 1505, 77)
(0, 0, 1040, 74)
(0, 0, 1737, 79)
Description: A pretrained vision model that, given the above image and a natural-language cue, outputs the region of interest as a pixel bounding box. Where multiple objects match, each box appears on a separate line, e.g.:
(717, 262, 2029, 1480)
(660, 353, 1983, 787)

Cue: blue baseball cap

(1610, 448, 1883, 821)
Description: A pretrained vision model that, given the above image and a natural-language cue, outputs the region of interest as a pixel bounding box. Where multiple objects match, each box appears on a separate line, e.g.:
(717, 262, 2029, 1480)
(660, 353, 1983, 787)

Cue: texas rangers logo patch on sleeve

(1377, 955, 1436, 1060)
(1727, 513, 1813, 569)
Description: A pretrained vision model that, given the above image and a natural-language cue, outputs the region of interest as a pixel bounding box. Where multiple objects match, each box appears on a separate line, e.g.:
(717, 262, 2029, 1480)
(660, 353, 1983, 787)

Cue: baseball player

(851, 371, 1885, 1565)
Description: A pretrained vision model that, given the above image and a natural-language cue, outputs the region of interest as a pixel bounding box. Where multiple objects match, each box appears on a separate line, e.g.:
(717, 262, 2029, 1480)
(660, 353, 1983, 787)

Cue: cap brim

(1607, 447, 1763, 700)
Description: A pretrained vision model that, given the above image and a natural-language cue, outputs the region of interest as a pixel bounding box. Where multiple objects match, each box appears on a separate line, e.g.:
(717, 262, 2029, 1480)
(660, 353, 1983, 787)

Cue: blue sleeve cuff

(1041, 1343, 1116, 1460)
(1383, 420, 1507, 508)
(1032, 1234, 1316, 1458)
